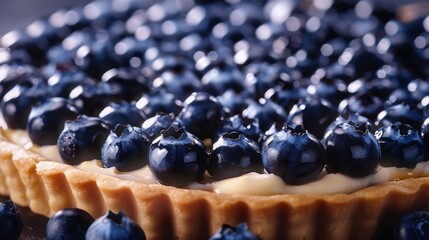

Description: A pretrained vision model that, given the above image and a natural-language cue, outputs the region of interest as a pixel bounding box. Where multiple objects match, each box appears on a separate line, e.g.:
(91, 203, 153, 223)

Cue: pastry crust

(1, 138, 429, 239)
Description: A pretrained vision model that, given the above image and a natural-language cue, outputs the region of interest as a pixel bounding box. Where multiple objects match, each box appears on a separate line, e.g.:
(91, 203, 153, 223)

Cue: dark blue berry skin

(74, 42, 116, 79)
(101, 68, 150, 101)
(201, 67, 245, 96)
(394, 211, 429, 240)
(213, 115, 264, 145)
(99, 102, 146, 128)
(262, 125, 326, 185)
(217, 90, 250, 117)
(148, 127, 208, 187)
(326, 113, 374, 136)
(375, 123, 426, 168)
(101, 125, 150, 171)
(176, 92, 224, 140)
(152, 69, 203, 101)
(208, 132, 263, 180)
(136, 91, 182, 118)
(376, 102, 425, 130)
(210, 223, 260, 240)
(47, 69, 95, 98)
(1, 80, 50, 129)
(46, 208, 94, 240)
(322, 121, 381, 177)
(242, 99, 287, 132)
(27, 97, 81, 146)
(287, 96, 338, 139)
(141, 113, 177, 141)
(85, 211, 146, 240)
(69, 82, 120, 116)
(421, 117, 429, 147)
(0, 200, 23, 240)
(338, 92, 384, 121)
(57, 115, 110, 165)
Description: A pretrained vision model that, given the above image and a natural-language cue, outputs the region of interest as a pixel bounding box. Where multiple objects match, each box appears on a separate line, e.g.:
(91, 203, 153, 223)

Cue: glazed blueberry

(375, 123, 426, 168)
(101, 125, 150, 171)
(85, 210, 146, 240)
(69, 82, 120, 115)
(0, 200, 23, 240)
(101, 68, 150, 101)
(141, 113, 177, 141)
(152, 69, 203, 101)
(217, 90, 250, 117)
(213, 115, 263, 144)
(57, 115, 110, 165)
(264, 85, 308, 112)
(287, 96, 338, 138)
(1, 80, 50, 129)
(394, 211, 429, 240)
(148, 126, 208, 187)
(99, 102, 146, 128)
(201, 67, 245, 96)
(210, 223, 260, 240)
(27, 97, 80, 146)
(242, 99, 287, 132)
(261, 125, 325, 185)
(74, 41, 116, 79)
(421, 117, 429, 146)
(176, 92, 224, 140)
(322, 121, 381, 177)
(338, 92, 384, 121)
(208, 132, 263, 180)
(376, 102, 425, 130)
(135, 91, 182, 118)
(47, 69, 95, 98)
(46, 208, 94, 240)
(326, 113, 374, 135)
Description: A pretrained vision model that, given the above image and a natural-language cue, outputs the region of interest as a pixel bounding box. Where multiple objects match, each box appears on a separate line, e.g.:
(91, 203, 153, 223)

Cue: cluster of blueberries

(0, 200, 260, 239)
(2, 0, 429, 193)
(1, 0, 429, 189)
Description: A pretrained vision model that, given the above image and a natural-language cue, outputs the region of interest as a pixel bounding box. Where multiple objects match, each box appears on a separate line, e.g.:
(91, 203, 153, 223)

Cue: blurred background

(0, 0, 91, 36)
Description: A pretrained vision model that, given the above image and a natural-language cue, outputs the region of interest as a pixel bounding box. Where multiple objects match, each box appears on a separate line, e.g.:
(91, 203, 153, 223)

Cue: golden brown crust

(1, 139, 429, 239)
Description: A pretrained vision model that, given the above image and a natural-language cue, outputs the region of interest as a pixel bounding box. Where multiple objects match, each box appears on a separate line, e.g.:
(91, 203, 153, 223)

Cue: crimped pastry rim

(1, 138, 429, 239)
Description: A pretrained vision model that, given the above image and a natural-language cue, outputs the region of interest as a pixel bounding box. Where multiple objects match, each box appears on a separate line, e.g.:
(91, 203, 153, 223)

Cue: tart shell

(0, 139, 429, 239)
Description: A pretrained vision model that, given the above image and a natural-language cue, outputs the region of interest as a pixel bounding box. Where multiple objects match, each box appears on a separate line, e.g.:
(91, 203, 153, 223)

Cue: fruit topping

(0, 200, 23, 240)
(213, 115, 263, 145)
(57, 115, 110, 165)
(101, 125, 150, 171)
(46, 208, 94, 240)
(27, 97, 80, 146)
(101, 68, 150, 101)
(99, 101, 146, 128)
(394, 211, 429, 240)
(262, 125, 325, 185)
(141, 113, 177, 141)
(176, 92, 223, 140)
(210, 223, 260, 240)
(85, 210, 146, 240)
(375, 123, 426, 168)
(148, 126, 208, 187)
(242, 98, 287, 132)
(323, 121, 381, 177)
(208, 132, 263, 180)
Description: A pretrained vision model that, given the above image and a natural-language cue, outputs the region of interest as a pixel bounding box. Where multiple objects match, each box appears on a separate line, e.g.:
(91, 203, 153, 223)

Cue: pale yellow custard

(2, 127, 429, 196)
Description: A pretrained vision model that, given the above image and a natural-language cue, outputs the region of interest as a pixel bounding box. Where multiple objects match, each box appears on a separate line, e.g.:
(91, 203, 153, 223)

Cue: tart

(1, 0, 429, 239)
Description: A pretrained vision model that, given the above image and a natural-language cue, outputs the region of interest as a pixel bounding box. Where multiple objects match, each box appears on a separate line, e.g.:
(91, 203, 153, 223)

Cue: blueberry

(242, 99, 287, 132)
(208, 132, 263, 180)
(338, 91, 384, 121)
(421, 117, 429, 146)
(261, 125, 325, 185)
(46, 208, 94, 240)
(0, 200, 23, 240)
(101, 68, 150, 101)
(148, 126, 208, 187)
(264, 85, 308, 112)
(99, 101, 146, 128)
(47, 68, 95, 98)
(1, 80, 50, 129)
(287, 96, 338, 138)
(376, 102, 425, 130)
(210, 223, 260, 240)
(216, 90, 250, 117)
(141, 113, 177, 141)
(322, 121, 381, 177)
(394, 211, 429, 240)
(27, 97, 80, 146)
(201, 67, 245, 96)
(326, 113, 374, 135)
(213, 115, 263, 145)
(85, 210, 146, 240)
(57, 115, 110, 165)
(101, 125, 150, 171)
(152, 68, 203, 101)
(375, 123, 426, 168)
(176, 92, 224, 140)
(135, 91, 182, 118)
(69, 82, 120, 115)
(74, 41, 116, 79)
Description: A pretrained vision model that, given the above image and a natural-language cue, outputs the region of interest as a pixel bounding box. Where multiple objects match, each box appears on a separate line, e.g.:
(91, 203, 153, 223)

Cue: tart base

(1, 139, 429, 239)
